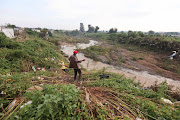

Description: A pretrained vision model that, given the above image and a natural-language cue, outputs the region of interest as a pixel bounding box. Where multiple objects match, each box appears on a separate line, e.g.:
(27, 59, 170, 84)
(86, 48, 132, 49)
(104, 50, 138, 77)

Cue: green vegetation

(109, 28, 118, 33)
(84, 71, 180, 120)
(0, 33, 66, 73)
(157, 58, 180, 75)
(78, 45, 125, 66)
(84, 32, 180, 76)
(132, 56, 138, 61)
(24, 28, 52, 40)
(25, 28, 40, 37)
(0, 31, 68, 119)
(86, 32, 180, 52)
(10, 84, 92, 120)
(1, 27, 180, 119)
(6, 24, 16, 28)
(79, 45, 111, 61)
(86, 33, 109, 40)
(1, 69, 180, 119)
(52, 30, 89, 44)
(87, 24, 100, 33)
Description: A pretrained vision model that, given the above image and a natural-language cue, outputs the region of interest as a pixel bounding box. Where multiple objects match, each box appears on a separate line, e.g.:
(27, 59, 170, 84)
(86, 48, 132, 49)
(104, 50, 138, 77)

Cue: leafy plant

(0, 34, 66, 73)
(11, 84, 93, 120)
(132, 56, 137, 61)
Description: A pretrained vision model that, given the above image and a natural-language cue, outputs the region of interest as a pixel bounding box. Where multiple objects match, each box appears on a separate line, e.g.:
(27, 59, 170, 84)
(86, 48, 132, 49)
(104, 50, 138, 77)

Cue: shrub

(13, 84, 91, 120)
(0, 34, 66, 73)
(132, 56, 137, 61)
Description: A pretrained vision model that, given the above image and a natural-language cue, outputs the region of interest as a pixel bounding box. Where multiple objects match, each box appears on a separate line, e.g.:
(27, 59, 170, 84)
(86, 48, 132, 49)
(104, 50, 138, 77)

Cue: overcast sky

(1, 0, 180, 32)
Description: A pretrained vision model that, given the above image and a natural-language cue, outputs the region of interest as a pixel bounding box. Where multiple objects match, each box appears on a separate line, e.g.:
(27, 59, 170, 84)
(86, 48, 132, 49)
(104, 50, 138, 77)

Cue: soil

(97, 44, 180, 81)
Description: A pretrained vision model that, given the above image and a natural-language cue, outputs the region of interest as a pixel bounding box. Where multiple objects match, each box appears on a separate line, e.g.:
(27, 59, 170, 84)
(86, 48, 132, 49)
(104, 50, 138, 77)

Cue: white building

(32, 28, 41, 33)
(2, 28, 14, 38)
(14, 28, 22, 32)
(0, 27, 15, 38)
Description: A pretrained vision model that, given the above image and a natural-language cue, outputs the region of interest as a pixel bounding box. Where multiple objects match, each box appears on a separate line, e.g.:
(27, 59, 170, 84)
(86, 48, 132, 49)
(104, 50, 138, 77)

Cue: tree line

(87, 31, 180, 54)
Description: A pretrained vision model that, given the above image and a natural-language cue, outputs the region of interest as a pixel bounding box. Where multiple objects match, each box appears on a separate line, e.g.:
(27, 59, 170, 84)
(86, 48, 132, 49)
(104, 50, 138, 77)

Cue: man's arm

(75, 59, 85, 63)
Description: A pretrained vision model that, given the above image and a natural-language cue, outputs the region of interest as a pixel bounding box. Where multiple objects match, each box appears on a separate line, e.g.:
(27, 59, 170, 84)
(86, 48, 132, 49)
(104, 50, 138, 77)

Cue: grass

(83, 70, 180, 120)
(139, 57, 144, 60)
(0, 72, 33, 117)
(0, 32, 68, 117)
(83, 33, 180, 76)
(9, 84, 90, 120)
(132, 56, 138, 61)
(86, 32, 180, 51)
(78, 45, 109, 61)
(86, 33, 109, 41)
(78, 45, 125, 66)
(157, 57, 180, 75)
(158, 36, 180, 42)
(0, 33, 67, 73)
(0, 70, 65, 115)
(1, 69, 180, 119)
(1, 31, 180, 119)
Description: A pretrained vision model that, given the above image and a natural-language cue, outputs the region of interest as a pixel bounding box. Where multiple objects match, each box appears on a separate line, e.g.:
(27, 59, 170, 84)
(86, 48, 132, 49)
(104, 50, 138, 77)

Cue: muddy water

(61, 40, 180, 89)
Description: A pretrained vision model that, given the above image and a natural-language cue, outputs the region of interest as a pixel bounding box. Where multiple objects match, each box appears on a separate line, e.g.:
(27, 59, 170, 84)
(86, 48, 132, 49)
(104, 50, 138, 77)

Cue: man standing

(69, 50, 85, 82)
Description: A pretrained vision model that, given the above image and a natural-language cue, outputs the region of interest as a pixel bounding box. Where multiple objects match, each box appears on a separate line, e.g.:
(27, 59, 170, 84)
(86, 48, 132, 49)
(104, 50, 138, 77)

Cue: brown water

(61, 40, 180, 89)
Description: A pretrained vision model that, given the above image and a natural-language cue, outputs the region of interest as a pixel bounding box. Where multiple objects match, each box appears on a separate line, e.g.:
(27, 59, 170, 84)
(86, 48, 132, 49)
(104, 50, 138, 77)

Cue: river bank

(61, 40, 180, 90)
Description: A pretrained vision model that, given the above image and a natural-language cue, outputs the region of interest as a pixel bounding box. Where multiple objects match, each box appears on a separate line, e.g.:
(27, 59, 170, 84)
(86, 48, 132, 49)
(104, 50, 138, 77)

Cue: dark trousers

(74, 69, 81, 81)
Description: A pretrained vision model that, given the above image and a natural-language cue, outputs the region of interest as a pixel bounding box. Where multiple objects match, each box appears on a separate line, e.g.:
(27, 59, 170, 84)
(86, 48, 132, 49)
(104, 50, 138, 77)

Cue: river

(61, 40, 180, 89)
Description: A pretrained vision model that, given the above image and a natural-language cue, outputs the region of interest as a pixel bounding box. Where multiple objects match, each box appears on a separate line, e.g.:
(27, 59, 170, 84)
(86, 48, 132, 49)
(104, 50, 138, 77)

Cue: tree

(109, 28, 113, 33)
(95, 26, 100, 33)
(37, 27, 42, 30)
(48, 31, 52, 37)
(65, 30, 80, 36)
(137, 31, 144, 37)
(87, 25, 95, 33)
(120, 31, 128, 39)
(109, 33, 118, 42)
(6, 23, 16, 28)
(128, 31, 138, 38)
(70, 29, 80, 36)
(148, 30, 155, 35)
(39, 28, 49, 39)
(114, 28, 118, 33)
(109, 28, 118, 33)
(80, 23, 85, 32)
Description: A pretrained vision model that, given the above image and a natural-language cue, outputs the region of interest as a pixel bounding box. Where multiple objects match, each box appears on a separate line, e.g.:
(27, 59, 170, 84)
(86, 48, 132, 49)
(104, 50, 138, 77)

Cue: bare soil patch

(97, 44, 180, 81)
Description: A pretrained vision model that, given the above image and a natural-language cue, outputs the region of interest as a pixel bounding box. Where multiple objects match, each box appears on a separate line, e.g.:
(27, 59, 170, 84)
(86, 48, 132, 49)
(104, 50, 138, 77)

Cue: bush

(132, 56, 138, 61)
(0, 34, 66, 73)
(0, 33, 22, 49)
(13, 84, 91, 120)
(25, 28, 39, 36)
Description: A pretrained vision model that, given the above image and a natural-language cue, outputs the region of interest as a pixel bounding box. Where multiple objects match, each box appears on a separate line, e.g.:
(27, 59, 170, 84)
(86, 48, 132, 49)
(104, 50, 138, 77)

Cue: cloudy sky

(1, 0, 180, 32)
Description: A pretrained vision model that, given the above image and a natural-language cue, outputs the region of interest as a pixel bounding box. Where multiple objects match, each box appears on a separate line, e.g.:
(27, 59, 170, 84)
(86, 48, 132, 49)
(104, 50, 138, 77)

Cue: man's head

(73, 50, 78, 55)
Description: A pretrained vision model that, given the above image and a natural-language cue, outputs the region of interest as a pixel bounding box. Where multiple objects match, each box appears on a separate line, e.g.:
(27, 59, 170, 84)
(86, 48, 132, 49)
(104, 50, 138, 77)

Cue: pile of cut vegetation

(83, 70, 180, 119)
(1, 70, 180, 120)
